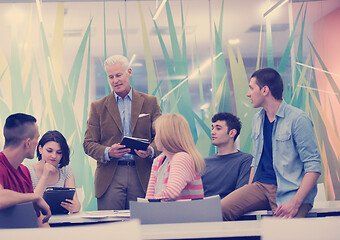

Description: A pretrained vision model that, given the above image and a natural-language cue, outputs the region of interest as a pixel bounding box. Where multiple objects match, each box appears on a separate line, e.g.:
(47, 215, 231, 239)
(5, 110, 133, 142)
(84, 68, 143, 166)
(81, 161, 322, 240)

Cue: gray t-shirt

(26, 163, 73, 190)
(202, 151, 252, 199)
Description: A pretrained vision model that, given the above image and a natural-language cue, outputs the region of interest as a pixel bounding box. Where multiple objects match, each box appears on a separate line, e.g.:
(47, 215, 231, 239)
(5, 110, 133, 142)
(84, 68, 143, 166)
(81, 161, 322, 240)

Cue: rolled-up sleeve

(293, 114, 321, 173)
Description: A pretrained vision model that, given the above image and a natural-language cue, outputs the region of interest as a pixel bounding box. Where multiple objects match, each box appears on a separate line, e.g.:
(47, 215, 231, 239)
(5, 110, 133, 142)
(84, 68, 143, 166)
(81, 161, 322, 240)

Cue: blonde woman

(146, 113, 206, 201)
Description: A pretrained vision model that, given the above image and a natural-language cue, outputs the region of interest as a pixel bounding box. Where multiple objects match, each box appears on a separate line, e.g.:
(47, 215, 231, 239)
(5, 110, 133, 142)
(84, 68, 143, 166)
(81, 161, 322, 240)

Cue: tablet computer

(43, 187, 76, 215)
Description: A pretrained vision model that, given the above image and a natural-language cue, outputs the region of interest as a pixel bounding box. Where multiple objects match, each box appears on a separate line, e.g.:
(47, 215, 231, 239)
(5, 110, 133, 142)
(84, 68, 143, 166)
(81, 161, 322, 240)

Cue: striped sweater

(146, 152, 204, 201)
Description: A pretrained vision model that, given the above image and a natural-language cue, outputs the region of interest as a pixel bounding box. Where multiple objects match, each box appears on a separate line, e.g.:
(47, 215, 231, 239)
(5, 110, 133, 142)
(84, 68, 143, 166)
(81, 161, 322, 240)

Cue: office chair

(0, 201, 38, 228)
(130, 195, 223, 224)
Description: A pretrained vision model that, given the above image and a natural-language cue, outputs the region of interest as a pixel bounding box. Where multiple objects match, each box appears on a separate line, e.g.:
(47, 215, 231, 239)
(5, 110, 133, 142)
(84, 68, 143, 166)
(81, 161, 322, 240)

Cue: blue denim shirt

(251, 100, 321, 206)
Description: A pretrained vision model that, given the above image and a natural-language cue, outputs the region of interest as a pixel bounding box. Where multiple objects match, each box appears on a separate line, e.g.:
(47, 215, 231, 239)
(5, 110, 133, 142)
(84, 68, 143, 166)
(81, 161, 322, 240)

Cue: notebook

(120, 136, 150, 155)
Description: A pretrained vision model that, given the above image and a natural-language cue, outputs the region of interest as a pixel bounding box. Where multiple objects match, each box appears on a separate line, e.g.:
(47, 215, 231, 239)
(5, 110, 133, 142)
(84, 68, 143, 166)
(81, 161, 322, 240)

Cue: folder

(120, 136, 150, 155)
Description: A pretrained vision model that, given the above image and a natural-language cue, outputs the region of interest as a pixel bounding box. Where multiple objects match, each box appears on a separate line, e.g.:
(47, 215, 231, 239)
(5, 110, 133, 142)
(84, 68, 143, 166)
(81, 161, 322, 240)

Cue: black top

(256, 113, 277, 185)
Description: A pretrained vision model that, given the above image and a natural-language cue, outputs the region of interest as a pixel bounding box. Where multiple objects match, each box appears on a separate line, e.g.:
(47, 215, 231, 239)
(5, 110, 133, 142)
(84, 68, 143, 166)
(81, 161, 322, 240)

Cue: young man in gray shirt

(202, 112, 253, 199)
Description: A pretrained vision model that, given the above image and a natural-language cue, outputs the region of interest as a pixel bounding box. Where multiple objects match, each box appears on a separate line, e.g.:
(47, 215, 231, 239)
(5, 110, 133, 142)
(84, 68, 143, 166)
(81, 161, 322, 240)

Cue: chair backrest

(315, 183, 326, 202)
(130, 195, 222, 224)
(0, 201, 38, 228)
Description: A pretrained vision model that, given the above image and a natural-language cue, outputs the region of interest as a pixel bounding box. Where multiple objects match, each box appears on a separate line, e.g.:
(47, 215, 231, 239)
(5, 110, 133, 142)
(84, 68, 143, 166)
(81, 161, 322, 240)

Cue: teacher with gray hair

(83, 55, 162, 210)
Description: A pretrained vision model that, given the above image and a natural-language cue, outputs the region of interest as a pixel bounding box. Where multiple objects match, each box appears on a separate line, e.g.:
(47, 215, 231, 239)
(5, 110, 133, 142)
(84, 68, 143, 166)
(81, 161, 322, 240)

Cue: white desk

(311, 200, 340, 214)
(50, 200, 340, 223)
(141, 221, 261, 240)
(262, 216, 340, 240)
(5, 216, 340, 240)
(50, 211, 261, 239)
(49, 210, 130, 226)
(241, 200, 340, 219)
(47, 201, 340, 239)
(0, 220, 142, 240)
(50, 201, 340, 225)
(1, 219, 261, 240)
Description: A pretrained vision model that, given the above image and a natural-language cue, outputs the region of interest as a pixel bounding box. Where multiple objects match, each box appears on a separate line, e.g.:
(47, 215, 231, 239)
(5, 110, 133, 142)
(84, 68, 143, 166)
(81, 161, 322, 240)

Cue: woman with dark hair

(27, 130, 81, 213)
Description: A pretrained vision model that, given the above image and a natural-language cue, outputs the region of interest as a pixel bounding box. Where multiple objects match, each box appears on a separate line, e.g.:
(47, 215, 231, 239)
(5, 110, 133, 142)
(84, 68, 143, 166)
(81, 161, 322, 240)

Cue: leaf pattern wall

(0, 0, 339, 210)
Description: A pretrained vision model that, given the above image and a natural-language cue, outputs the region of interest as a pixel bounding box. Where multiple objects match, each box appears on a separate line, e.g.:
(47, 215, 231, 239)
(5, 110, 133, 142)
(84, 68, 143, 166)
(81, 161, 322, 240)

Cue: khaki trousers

(221, 182, 312, 221)
(97, 165, 145, 210)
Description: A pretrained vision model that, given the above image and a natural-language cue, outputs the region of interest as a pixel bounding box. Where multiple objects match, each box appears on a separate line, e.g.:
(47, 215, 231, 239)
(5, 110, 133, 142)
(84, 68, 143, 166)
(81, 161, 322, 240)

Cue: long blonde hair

(154, 113, 206, 175)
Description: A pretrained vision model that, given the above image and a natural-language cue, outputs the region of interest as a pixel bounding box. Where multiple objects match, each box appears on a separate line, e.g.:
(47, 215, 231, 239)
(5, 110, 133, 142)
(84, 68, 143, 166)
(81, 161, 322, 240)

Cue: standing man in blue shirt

(83, 55, 162, 210)
(221, 68, 321, 220)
